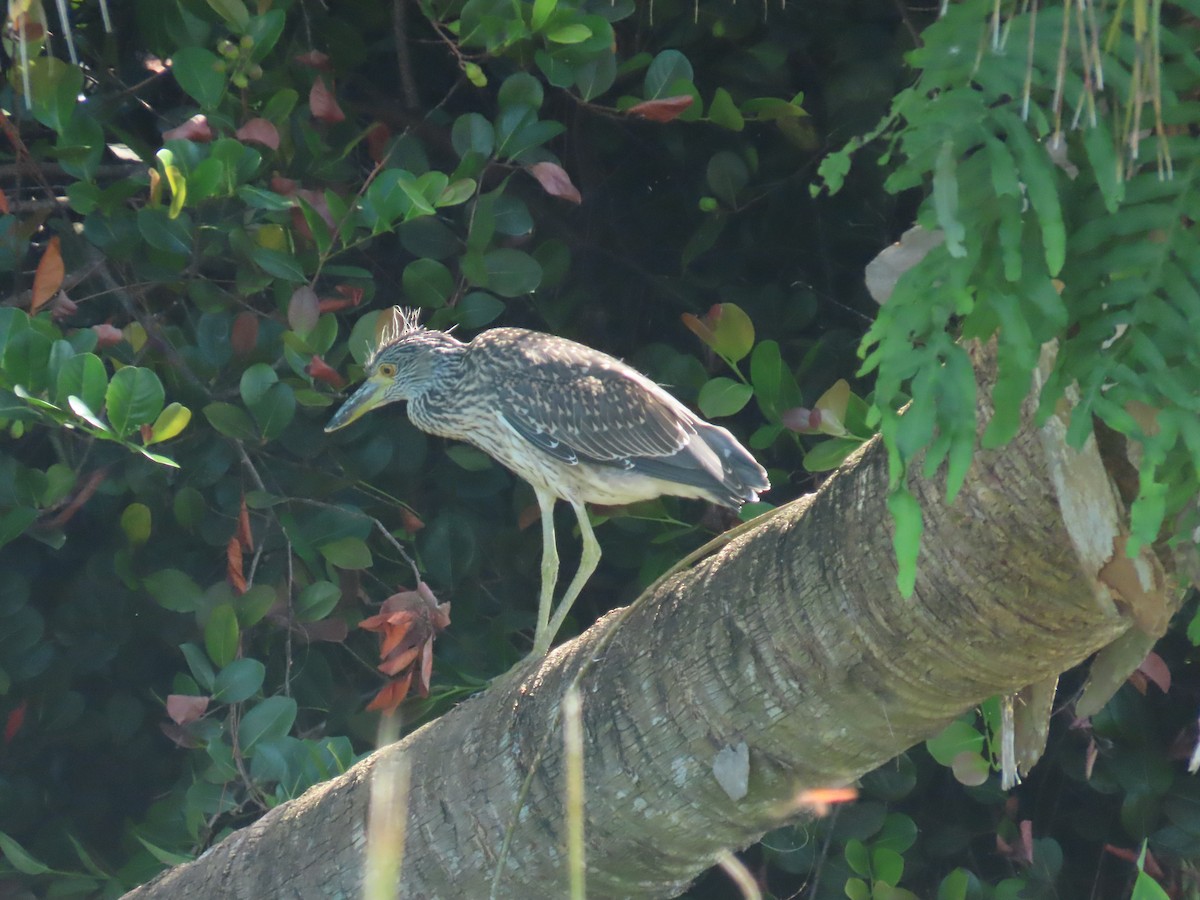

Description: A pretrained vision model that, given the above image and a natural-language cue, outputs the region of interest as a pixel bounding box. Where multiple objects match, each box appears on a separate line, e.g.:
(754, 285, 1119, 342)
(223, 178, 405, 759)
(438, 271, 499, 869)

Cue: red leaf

(294, 50, 331, 70)
(307, 355, 345, 388)
(517, 503, 541, 531)
(626, 95, 694, 122)
(236, 117, 280, 150)
(231, 311, 258, 357)
(31, 236, 64, 314)
(92, 322, 124, 348)
(781, 407, 819, 433)
(271, 175, 298, 196)
(0, 187, 10, 214)
(166, 694, 209, 726)
(526, 162, 582, 204)
(310, 75, 346, 123)
(226, 535, 246, 594)
(288, 285, 320, 332)
(400, 508, 424, 533)
(1137, 651, 1171, 694)
(318, 283, 364, 314)
(163, 114, 213, 143)
(366, 122, 391, 163)
(4, 700, 27, 744)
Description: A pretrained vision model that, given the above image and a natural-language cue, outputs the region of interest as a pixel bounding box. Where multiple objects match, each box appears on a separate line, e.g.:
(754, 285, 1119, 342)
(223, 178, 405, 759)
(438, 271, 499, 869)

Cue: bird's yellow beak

(324, 377, 389, 432)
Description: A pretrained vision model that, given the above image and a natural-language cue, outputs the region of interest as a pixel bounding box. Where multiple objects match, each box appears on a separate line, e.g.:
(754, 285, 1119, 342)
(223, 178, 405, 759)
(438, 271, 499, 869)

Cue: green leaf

(203, 402, 258, 440)
(480, 248, 542, 297)
(644, 50, 693, 99)
(148, 402, 192, 444)
(213, 658, 266, 703)
(706, 151, 748, 207)
(871, 846, 904, 885)
(180, 642, 216, 691)
(932, 141, 966, 258)
(937, 869, 971, 900)
(172, 47, 226, 110)
(319, 536, 372, 569)
(802, 437, 862, 472)
(707, 87, 744, 131)
(27, 57, 83, 134)
(403, 258, 454, 308)
(547, 23, 592, 44)
(206, 0, 250, 30)
(295, 581, 341, 622)
(121, 503, 152, 545)
(925, 718, 985, 767)
(135, 835, 193, 867)
(205, 604, 239, 668)
(454, 291, 506, 329)
(845, 838, 870, 876)
(697, 377, 752, 418)
(237, 696, 297, 753)
(250, 245, 306, 282)
(888, 488, 922, 597)
(0, 831, 54, 875)
(0, 507, 37, 551)
(250, 382, 295, 440)
(137, 207, 193, 256)
(239, 363, 278, 408)
(498, 72, 544, 110)
(106, 367, 166, 438)
(998, 111, 1065, 275)
(531, 0, 557, 29)
(144, 569, 205, 614)
(438, 178, 477, 208)
(55, 352, 107, 413)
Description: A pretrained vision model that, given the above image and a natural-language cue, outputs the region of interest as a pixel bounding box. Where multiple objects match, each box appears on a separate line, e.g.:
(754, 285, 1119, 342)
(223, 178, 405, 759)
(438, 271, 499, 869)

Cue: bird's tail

(695, 422, 770, 508)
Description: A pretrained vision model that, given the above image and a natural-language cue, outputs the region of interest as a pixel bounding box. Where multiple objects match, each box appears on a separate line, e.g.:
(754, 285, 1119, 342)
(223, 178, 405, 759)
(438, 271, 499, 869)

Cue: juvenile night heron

(326, 308, 769, 655)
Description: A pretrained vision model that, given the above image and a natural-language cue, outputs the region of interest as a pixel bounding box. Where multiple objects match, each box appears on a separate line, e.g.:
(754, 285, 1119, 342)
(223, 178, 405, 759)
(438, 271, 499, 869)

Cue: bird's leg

(531, 488, 560, 655)
(541, 500, 601, 652)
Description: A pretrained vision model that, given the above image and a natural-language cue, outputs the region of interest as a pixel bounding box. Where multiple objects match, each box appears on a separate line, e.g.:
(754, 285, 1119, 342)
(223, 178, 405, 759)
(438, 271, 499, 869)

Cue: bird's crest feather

(368, 307, 423, 364)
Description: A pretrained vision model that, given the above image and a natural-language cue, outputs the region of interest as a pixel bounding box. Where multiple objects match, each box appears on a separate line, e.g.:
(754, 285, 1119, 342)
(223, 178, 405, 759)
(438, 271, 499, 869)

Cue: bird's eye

(377, 363, 397, 378)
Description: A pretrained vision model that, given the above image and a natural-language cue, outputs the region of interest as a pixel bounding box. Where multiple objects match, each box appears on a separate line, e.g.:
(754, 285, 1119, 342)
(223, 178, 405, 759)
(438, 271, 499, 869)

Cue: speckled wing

(495, 364, 695, 470)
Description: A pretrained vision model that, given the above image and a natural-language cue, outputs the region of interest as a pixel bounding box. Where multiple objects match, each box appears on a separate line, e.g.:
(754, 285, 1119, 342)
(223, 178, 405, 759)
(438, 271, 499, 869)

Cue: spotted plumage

(326, 308, 769, 654)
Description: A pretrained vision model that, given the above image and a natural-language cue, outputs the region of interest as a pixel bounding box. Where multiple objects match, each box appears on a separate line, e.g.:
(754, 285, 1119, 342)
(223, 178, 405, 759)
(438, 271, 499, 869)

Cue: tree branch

(123, 344, 1178, 899)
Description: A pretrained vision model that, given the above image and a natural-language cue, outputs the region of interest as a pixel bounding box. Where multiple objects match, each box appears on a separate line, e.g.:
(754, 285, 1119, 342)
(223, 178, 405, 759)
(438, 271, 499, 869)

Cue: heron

(325, 308, 769, 655)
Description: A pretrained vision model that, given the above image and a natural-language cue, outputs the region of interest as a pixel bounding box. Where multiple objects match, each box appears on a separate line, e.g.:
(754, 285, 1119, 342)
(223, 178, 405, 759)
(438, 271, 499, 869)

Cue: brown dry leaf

(235, 117, 280, 150)
(166, 694, 209, 726)
(31, 236, 64, 314)
(226, 535, 247, 594)
(626, 95, 694, 122)
(526, 162, 582, 204)
(366, 122, 391, 163)
(236, 495, 253, 551)
(359, 583, 451, 713)
(310, 75, 346, 123)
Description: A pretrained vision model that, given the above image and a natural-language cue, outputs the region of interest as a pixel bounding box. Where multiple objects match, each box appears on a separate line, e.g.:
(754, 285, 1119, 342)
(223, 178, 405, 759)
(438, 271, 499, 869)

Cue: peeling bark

(123, 346, 1179, 899)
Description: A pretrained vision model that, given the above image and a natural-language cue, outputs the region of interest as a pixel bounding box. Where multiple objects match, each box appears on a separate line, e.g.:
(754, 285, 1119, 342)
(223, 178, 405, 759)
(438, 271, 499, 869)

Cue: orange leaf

(310, 75, 346, 123)
(31, 236, 64, 314)
(365, 672, 413, 714)
(226, 535, 247, 594)
(626, 95, 694, 122)
(377, 644, 420, 676)
(166, 694, 209, 726)
(378, 619, 416, 658)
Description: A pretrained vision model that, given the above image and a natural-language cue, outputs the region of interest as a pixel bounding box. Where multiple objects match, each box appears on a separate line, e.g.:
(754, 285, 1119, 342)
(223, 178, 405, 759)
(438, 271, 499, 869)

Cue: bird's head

(324, 308, 462, 432)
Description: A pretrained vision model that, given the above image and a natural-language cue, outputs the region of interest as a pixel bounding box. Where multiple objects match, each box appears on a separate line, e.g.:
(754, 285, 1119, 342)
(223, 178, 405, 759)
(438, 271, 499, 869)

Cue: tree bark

(123, 345, 1177, 899)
